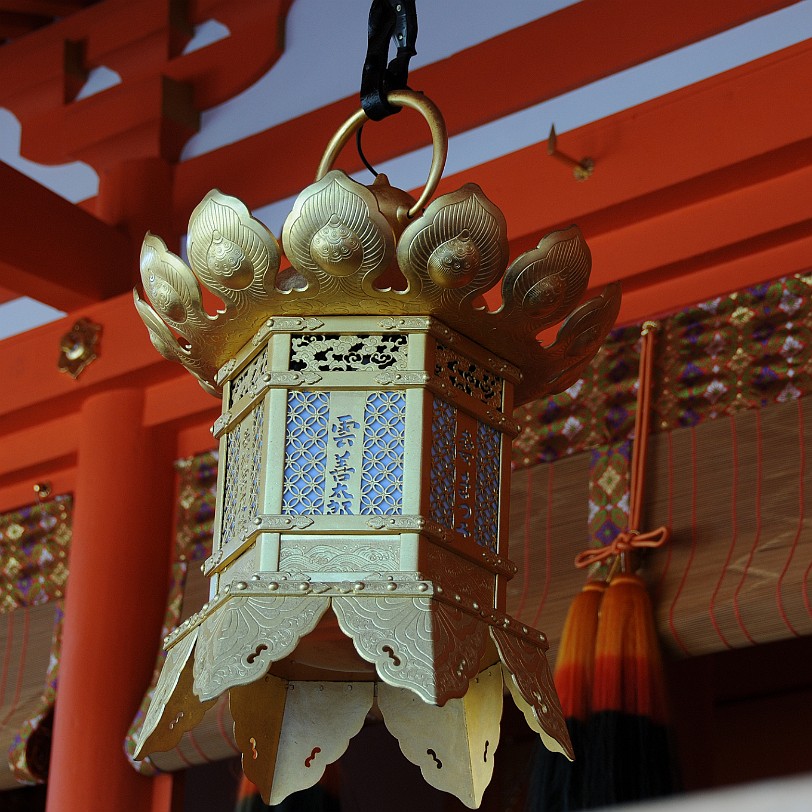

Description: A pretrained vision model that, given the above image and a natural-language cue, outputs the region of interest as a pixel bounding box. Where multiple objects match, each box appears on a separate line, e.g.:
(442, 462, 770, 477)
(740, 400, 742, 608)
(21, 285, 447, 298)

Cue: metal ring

(316, 90, 448, 219)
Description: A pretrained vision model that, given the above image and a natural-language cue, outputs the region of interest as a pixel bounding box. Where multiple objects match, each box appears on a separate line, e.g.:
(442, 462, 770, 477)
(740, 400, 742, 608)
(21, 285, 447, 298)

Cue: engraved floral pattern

(422, 545, 493, 609)
(193, 595, 331, 701)
(279, 542, 400, 573)
(331, 596, 487, 704)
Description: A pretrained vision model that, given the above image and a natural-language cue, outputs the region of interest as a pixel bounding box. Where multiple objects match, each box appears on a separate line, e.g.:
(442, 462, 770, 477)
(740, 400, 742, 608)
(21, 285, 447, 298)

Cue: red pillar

(47, 389, 174, 812)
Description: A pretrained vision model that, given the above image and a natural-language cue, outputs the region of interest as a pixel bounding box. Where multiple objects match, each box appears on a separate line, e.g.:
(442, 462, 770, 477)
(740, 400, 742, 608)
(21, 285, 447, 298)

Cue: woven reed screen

(0, 496, 70, 789)
(506, 396, 812, 658)
(0, 604, 58, 790)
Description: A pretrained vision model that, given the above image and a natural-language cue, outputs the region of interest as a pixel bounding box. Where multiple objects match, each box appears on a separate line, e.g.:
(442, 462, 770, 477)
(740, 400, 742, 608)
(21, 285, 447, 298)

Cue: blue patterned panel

(360, 391, 406, 514)
(475, 420, 501, 552)
(281, 392, 330, 514)
(429, 398, 457, 528)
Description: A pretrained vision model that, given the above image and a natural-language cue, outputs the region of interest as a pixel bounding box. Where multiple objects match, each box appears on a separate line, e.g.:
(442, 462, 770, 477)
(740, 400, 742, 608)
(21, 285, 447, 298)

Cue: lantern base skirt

(135, 576, 572, 809)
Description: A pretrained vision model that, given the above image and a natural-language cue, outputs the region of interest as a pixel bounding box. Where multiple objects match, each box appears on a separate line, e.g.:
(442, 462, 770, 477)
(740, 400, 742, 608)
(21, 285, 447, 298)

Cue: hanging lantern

(132, 89, 620, 808)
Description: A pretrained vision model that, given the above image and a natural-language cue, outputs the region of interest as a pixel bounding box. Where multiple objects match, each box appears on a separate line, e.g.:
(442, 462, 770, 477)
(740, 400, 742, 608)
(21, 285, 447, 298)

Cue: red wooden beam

(0, 161, 132, 309)
(0, 465, 76, 514)
(0, 0, 91, 15)
(174, 0, 797, 216)
(4, 44, 811, 423)
(0, 0, 293, 168)
(0, 291, 181, 425)
(0, 10, 47, 38)
(0, 413, 79, 489)
(615, 228, 812, 325)
(585, 164, 812, 291)
(443, 41, 812, 257)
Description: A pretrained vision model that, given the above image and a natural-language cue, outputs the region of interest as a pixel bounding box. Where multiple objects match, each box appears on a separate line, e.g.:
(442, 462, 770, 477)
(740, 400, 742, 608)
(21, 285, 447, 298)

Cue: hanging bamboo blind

(0, 496, 70, 789)
(505, 397, 812, 658)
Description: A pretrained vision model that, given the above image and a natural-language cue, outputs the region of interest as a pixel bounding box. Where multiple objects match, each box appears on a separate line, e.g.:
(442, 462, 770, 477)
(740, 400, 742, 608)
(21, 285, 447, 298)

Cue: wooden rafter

(0, 161, 131, 309)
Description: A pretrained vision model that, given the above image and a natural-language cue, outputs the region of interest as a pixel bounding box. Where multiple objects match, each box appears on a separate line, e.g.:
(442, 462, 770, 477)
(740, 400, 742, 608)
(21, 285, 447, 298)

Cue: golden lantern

(133, 90, 619, 807)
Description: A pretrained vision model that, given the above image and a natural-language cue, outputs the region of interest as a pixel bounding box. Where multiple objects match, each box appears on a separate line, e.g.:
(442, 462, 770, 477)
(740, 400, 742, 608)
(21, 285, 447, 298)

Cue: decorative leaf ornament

(500, 226, 591, 330)
(282, 170, 396, 302)
(188, 191, 281, 305)
(135, 192, 281, 395)
(134, 106, 619, 403)
(396, 183, 508, 307)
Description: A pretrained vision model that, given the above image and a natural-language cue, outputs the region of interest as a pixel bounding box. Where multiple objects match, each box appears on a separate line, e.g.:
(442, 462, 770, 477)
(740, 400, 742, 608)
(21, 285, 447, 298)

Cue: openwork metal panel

(428, 398, 502, 551)
(220, 405, 264, 547)
(429, 398, 457, 528)
(281, 392, 330, 515)
(359, 391, 406, 514)
(289, 334, 408, 372)
(434, 343, 503, 406)
(282, 389, 406, 517)
(476, 420, 501, 552)
(230, 346, 269, 403)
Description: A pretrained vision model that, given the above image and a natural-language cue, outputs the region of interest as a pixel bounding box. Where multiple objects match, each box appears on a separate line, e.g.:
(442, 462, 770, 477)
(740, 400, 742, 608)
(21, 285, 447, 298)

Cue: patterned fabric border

(174, 451, 218, 562)
(514, 325, 640, 467)
(514, 271, 812, 469)
(0, 497, 71, 612)
(588, 442, 631, 548)
(654, 274, 811, 429)
(8, 604, 63, 784)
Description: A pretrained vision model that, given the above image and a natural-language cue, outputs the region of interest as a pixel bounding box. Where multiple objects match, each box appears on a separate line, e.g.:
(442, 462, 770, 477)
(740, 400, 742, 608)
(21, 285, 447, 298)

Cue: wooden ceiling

(0, 0, 99, 43)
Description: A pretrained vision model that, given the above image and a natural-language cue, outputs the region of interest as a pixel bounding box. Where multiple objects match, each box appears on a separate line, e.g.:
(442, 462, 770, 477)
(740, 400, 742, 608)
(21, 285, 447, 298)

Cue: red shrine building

(1, 2, 811, 811)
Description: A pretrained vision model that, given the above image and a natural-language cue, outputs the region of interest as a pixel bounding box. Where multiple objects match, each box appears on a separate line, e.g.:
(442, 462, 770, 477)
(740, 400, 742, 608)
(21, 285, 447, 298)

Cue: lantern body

(133, 93, 621, 807)
(206, 314, 516, 669)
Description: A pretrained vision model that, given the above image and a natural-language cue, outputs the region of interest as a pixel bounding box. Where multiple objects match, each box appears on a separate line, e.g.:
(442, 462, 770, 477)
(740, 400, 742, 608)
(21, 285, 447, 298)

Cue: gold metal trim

(57, 317, 102, 379)
(316, 90, 448, 220)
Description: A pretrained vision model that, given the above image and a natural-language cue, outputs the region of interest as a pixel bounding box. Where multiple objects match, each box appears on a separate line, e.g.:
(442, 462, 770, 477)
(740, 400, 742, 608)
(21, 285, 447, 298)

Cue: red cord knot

(574, 526, 670, 569)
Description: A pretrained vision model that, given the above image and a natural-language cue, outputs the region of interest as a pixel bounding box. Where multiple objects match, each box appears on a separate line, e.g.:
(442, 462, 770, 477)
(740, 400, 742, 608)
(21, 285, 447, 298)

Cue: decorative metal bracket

(57, 317, 102, 379)
(547, 124, 594, 182)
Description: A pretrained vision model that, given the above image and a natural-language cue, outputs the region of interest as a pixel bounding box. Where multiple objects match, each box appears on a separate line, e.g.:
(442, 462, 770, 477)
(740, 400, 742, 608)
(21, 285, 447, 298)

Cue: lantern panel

(220, 403, 265, 550)
(280, 391, 330, 515)
(433, 342, 504, 407)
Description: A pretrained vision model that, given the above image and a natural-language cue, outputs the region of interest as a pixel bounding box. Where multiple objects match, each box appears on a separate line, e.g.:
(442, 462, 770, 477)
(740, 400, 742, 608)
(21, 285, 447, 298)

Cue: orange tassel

(554, 580, 606, 721)
(591, 573, 667, 724)
(235, 775, 261, 811)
